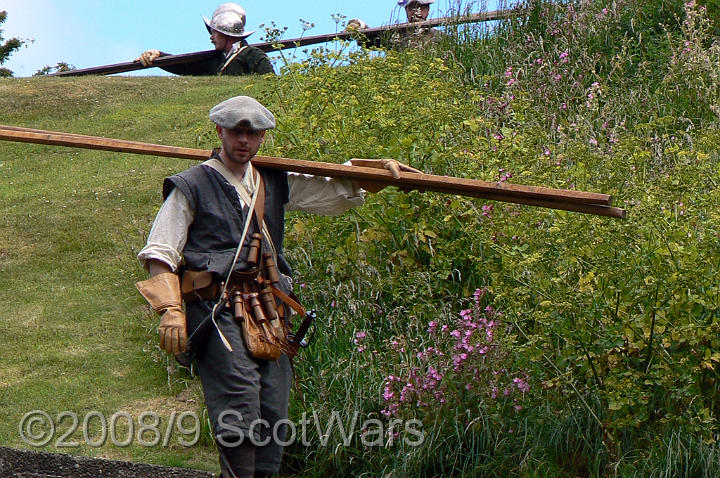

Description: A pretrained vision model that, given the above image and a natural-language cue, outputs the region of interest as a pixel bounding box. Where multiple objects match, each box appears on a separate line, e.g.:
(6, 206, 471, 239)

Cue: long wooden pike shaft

(49, 50, 218, 77)
(0, 125, 625, 218)
(253, 8, 522, 52)
(49, 8, 521, 77)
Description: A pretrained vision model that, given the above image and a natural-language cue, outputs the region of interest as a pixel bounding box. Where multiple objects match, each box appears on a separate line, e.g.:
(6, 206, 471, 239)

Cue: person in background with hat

(135, 95, 420, 477)
(136, 3, 274, 76)
(346, 0, 444, 52)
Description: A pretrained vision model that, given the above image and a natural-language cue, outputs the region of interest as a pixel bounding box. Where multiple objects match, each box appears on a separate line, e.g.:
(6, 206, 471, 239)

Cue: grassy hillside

(2, 1, 720, 476)
(0, 76, 252, 471)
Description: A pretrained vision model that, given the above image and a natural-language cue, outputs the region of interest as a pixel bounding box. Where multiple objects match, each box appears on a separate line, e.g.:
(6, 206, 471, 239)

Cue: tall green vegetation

(254, 0, 720, 475)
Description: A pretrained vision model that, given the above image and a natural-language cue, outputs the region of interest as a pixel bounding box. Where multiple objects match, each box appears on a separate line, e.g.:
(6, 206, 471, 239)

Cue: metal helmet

(203, 3, 254, 38)
(212, 3, 245, 17)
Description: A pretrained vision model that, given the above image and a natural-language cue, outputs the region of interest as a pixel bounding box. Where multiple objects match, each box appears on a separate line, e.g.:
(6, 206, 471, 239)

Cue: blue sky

(2, 0, 501, 77)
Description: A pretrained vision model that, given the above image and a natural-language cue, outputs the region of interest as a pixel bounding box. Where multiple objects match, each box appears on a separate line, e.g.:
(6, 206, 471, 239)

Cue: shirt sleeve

(286, 169, 365, 215)
(137, 188, 195, 272)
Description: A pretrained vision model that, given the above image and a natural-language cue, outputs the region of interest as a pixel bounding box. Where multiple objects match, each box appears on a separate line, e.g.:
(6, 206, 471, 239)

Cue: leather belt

(182, 281, 222, 303)
(181, 267, 261, 304)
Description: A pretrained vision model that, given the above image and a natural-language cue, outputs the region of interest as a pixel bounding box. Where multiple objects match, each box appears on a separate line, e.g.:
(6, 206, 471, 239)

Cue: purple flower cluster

(380, 289, 530, 418)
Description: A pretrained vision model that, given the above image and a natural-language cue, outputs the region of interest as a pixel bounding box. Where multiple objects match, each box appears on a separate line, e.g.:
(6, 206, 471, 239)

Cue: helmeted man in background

(136, 3, 274, 76)
(346, 0, 444, 52)
(135, 95, 419, 477)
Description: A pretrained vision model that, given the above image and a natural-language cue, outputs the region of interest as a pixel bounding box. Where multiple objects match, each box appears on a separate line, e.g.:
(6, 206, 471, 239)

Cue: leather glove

(136, 272, 188, 355)
(350, 158, 423, 193)
(135, 49, 161, 67)
(158, 308, 188, 356)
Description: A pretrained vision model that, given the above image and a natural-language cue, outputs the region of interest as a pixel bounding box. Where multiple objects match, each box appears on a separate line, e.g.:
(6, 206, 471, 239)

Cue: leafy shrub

(263, 1, 720, 475)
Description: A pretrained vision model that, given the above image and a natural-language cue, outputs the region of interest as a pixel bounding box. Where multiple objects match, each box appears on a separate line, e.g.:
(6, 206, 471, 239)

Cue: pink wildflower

(513, 377, 530, 393)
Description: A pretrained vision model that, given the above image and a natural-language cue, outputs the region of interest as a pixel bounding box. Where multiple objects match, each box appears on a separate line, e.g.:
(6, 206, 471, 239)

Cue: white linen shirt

(137, 165, 365, 271)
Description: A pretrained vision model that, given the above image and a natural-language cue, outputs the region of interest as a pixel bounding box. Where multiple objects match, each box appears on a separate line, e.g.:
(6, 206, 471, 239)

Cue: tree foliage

(0, 11, 23, 78)
(33, 62, 74, 76)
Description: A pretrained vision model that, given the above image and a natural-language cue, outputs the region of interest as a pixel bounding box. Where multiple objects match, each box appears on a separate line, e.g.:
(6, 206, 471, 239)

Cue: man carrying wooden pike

(347, 0, 444, 51)
(135, 95, 419, 478)
(135, 3, 274, 76)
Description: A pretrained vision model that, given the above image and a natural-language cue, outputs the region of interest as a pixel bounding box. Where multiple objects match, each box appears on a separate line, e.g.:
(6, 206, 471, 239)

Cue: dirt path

(0, 446, 215, 478)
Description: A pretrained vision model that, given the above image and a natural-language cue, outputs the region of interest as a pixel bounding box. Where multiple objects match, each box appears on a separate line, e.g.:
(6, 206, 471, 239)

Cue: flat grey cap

(209, 96, 276, 130)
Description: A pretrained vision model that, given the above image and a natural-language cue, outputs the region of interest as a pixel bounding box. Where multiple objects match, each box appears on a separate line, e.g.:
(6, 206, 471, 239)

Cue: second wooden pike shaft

(0, 125, 624, 218)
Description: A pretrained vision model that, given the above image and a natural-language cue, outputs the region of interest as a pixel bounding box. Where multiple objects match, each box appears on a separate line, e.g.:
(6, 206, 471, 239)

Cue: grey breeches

(187, 300, 293, 473)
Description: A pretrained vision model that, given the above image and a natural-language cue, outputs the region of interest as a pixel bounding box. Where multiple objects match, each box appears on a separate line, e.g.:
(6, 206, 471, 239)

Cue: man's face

(217, 124, 266, 167)
(210, 29, 233, 52)
(405, 2, 430, 22)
